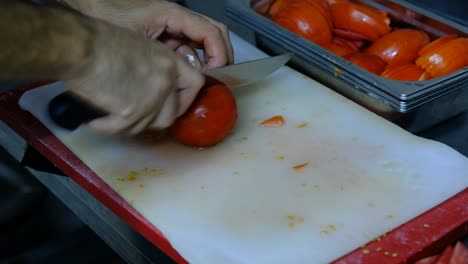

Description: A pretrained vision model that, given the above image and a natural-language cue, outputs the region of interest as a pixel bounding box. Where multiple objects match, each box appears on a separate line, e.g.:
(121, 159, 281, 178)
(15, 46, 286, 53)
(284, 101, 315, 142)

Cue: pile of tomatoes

(262, 0, 468, 81)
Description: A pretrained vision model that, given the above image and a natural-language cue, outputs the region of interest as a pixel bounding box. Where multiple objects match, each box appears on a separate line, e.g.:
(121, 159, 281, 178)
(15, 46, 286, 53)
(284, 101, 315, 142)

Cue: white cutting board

(20, 33, 468, 264)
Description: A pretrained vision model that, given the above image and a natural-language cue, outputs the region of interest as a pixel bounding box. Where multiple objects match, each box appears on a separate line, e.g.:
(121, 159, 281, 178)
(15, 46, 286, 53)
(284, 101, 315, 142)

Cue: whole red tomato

(168, 78, 237, 148)
(272, 3, 333, 47)
(365, 29, 430, 66)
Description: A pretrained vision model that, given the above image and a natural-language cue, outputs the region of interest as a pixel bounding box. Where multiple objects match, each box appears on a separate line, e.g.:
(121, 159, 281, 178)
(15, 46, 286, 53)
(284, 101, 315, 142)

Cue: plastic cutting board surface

(19, 33, 468, 264)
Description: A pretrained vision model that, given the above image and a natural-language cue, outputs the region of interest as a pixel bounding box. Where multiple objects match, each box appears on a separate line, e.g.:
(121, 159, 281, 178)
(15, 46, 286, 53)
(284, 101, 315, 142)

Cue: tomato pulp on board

(168, 77, 238, 148)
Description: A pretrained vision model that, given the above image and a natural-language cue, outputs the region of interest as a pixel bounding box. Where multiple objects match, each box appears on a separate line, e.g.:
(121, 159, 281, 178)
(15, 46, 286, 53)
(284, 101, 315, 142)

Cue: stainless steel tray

(226, 0, 468, 132)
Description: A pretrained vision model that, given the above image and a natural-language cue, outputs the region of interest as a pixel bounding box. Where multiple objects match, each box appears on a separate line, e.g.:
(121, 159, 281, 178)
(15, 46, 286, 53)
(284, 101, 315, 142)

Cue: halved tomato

(270, 0, 333, 30)
(416, 37, 468, 78)
(418, 34, 458, 56)
(330, 2, 391, 41)
(449, 241, 468, 264)
(366, 29, 430, 66)
(325, 37, 361, 57)
(435, 245, 454, 264)
(346, 52, 387, 75)
(380, 63, 427, 81)
(272, 3, 333, 47)
(326, 0, 348, 4)
(253, 0, 273, 15)
(414, 255, 439, 264)
(269, 0, 296, 17)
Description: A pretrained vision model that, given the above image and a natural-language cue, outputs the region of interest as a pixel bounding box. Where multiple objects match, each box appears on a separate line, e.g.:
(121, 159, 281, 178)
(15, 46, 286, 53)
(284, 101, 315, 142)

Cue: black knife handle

(48, 92, 107, 130)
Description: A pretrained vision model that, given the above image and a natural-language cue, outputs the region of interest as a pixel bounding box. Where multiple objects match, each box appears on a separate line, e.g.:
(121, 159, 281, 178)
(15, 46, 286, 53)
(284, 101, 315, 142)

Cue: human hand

(58, 0, 233, 70)
(65, 21, 205, 135)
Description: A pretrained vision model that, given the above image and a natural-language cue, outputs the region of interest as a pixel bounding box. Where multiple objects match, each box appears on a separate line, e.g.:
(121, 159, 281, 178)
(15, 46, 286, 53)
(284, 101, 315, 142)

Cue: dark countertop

(418, 111, 468, 157)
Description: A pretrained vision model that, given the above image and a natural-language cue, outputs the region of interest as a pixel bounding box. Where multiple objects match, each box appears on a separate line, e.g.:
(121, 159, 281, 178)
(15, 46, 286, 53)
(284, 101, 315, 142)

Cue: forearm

(0, 1, 94, 81)
(55, 0, 156, 31)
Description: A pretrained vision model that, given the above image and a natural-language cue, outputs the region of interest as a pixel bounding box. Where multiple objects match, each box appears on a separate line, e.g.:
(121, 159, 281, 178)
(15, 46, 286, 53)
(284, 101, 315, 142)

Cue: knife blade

(47, 53, 292, 130)
(204, 53, 292, 88)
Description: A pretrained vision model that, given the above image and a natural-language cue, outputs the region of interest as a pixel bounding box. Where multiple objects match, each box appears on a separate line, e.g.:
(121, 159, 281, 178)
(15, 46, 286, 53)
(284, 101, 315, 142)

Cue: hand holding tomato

(65, 23, 205, 135)
(168, 77, 238, 148)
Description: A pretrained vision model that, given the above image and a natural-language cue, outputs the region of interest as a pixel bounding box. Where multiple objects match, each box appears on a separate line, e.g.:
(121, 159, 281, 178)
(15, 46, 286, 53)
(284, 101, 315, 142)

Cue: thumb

(174, 59, 205, 117)
(175, 44, 203, 70)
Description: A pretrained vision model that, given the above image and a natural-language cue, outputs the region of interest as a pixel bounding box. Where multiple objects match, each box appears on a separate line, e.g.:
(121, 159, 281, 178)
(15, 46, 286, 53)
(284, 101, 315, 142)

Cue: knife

(47, 53, 292, 130)
(203, 53, 291, 88)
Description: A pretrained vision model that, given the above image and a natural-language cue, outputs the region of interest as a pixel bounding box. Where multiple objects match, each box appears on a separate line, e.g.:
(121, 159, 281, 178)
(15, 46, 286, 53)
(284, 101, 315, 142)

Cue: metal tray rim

(225, 0, 468, 104)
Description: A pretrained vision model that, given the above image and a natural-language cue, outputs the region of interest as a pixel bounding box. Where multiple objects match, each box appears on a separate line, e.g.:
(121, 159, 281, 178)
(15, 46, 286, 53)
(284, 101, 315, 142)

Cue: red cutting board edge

(0, 81, 466, 264)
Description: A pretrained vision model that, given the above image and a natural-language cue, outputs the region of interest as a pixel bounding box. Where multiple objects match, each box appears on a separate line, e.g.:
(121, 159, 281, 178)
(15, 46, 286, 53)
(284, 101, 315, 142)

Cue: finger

(164, 12, 230, 69)
(159, 33, 186, 51)
(175, 85, 200, 117)
(175, 44, 202, 70)
(88, 113, 141, 134)
(146, 24, 168, 40)
(157, 34, 204, 69)
(149, 89, 179, 130)
(221, 28, 234, 65)
(88, 79, 171, 135)
(88, 96, 163, 134)
(200, 15, 234, 65)
(127, 111, 158, 135)
(173, 60, 205, 117)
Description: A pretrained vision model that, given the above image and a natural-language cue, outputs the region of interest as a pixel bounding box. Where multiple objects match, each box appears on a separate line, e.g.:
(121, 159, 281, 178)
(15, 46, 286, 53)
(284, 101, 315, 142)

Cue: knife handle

(48, 91, 107, 130)
(48, 76, 222, 130)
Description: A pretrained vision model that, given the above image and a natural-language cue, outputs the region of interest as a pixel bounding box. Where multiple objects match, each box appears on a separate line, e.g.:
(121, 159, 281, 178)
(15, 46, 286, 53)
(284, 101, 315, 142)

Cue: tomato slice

(272, 3, 333, 47)
(415, 38, 468, 78)
(449, 241, 468, 264)
(327, 0, 349, 4)
(333, 28, 370, 41)
(330, 2, 391, 41)
(260, 115, 285, 127)
(269, 0, 293, 17)
(325, 36, 367, 57)
(418, 34, 458, 57)
(269, 0, 333, 29)
(346, 52, 387, 75)
(415, 241, 468, 264)
(366, 29, 430, 66)
(435, 245, 454, 264)
(414, 255, 439, 264)
(253, 0, 273, 15)
(380, 63, 426, 81)
(325, 40, 357, 57)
